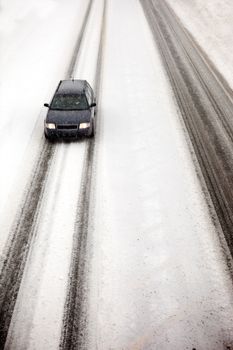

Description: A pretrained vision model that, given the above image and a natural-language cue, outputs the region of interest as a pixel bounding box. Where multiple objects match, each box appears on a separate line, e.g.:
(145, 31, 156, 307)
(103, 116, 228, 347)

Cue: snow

(0, 0, 89, 222)
(87, 0, 233, 348)
(1, 0, 233, 348)
(166, 0, 233, 89)
(6, 143, 86, 349)
(5, 1, 105, 348)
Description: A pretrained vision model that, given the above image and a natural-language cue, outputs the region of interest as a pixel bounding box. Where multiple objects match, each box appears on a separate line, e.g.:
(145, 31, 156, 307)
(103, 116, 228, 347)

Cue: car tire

(44, 132, 55, 143)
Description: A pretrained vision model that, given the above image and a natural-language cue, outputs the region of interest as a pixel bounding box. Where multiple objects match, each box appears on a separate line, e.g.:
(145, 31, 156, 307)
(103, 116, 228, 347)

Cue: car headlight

(79, 122, 90, 129)
(45, 123, 56, 129)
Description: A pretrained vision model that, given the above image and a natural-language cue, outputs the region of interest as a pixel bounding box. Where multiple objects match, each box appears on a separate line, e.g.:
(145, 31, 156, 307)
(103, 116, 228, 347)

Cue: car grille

(57, 124, 78, 130)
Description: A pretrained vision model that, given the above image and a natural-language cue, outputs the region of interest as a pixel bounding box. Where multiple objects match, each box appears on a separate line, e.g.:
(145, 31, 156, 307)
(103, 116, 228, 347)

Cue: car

(44, 79, 96, 141)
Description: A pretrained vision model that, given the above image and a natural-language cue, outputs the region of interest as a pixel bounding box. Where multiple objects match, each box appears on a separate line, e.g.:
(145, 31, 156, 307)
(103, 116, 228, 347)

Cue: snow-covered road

(1, 0, 104, 347)
(1, 0, 233, 349)
(0, 0, 90, 221)
(87, 1, 233, 349)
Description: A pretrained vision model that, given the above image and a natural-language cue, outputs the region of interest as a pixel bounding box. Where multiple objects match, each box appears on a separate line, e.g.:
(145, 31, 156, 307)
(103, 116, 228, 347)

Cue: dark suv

(44, 79, 96, 140)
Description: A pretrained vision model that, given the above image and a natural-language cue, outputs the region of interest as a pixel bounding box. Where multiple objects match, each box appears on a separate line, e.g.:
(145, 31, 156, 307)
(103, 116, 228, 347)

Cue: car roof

(56, 79, 87, 95)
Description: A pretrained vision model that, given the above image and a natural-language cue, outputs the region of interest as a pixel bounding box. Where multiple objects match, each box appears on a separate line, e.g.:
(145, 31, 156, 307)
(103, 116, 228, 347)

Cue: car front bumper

(44, 127, 92, 139)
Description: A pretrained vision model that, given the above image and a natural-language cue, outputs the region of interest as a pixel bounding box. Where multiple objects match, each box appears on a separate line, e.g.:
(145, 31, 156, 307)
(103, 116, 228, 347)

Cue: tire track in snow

(0, 1, 93, 346)
(141, 0, 233, 264)
(0, 143, 55, 347)
(59, 1, 107, 349)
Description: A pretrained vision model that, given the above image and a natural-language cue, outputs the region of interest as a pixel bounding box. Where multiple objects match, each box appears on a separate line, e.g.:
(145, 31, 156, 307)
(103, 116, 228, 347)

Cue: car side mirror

(44, 103, 50, 108)
(89, 102, 96, 108)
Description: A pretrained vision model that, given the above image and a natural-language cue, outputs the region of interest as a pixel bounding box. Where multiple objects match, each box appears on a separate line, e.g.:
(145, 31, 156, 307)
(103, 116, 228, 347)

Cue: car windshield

(50, 94, 88, 110)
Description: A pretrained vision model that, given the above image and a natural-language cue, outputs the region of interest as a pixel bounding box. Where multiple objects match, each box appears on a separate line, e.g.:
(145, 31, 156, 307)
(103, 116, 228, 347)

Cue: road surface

(1, 0, 233, 349)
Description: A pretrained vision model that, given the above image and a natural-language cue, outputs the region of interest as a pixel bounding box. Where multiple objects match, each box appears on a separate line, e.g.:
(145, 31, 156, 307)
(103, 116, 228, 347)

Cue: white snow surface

(5, 1, 105, 348)
(0, 0, 88, 220)
(166, 0, 233, 89)
(1, 0, 233, 349)
(87, 0, 233, 348)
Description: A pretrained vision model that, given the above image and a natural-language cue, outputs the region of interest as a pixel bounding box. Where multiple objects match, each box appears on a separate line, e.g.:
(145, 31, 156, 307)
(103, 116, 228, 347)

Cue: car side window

(86, 88, 92, 106)
(87, 82, 94, 96)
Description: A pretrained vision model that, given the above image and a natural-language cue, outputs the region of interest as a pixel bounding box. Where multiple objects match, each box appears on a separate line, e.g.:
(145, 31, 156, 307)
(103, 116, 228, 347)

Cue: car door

(86, 84, 95, 118)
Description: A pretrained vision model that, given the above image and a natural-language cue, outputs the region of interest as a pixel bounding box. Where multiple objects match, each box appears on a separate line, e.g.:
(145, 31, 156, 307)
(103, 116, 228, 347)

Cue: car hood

(46, 109, 91, 124)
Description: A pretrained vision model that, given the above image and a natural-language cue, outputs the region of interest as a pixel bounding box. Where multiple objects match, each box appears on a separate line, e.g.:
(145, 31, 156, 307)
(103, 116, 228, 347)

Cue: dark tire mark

(0, 143, 55, 346)
(59, 1, 107, 349)
(66, 0, 93, 79)
(0, 1, 93, 347)
(140, 0, 233, 259)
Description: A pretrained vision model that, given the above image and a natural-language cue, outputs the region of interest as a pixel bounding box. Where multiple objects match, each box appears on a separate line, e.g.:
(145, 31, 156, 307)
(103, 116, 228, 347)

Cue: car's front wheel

(44, 131, 55, 142)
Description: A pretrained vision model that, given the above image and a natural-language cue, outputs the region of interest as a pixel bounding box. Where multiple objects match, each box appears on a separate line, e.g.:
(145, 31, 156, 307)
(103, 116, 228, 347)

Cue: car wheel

(44, 132, 55, 143)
